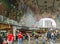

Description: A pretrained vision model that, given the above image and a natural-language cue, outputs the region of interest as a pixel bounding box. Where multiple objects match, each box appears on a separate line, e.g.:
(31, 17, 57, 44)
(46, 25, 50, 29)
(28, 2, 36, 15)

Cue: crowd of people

(0, 30, 23, 44)
(46, 30, 60, 44)
(0, 30, 60, 44)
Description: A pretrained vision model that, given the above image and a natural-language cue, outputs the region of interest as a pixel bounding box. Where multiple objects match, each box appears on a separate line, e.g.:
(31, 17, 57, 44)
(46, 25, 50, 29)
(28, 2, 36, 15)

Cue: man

(17, 31, 23, 44)
(0, 35, 3, 44)
(50, 32, 55, 44)
(47, 31, 51, 40)
(41, 35, 45, 44)
(35, 33, 38, 44)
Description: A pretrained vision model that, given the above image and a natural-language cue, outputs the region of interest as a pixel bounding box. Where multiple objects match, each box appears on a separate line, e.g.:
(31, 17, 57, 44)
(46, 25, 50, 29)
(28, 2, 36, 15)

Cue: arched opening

(39, 18, 56, 28)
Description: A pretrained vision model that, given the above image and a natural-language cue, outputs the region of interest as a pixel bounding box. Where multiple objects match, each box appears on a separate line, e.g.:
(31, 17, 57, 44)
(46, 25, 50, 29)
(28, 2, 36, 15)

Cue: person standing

(47, 31, 51, 40)
(41, 35, 45, 44)
(25, 33, 29, 44)
(0, 35, 3, 44)
(17, 31, 23, 44)
(7, 31, 14, 44)
(35, 33, 38, 44)
(50, 32, 56, 44)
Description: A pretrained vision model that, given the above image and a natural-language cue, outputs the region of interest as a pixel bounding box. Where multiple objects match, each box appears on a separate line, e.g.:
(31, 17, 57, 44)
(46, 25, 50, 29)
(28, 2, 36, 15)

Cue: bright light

(39, 18, 56, 27)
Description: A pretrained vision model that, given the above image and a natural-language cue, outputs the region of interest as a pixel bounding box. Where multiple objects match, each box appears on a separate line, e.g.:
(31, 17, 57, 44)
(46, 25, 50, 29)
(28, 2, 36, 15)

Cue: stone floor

(4, 38, 60, 44)
(13, 39, 60, 44)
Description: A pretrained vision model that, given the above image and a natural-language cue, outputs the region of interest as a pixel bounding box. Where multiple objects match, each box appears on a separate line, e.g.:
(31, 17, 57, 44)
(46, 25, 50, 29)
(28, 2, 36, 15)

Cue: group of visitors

(47, 30, 60, 44)
(31, 30, 60, 44)
(2, 30, 23, 44)
(0, 30, 60, 44)
(32, 31, 46, 44)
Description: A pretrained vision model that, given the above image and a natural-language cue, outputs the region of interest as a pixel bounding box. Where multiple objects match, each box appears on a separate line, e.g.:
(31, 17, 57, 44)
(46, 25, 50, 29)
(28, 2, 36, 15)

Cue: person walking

(35, 33, 38, 44)
(41, 35, 45, 44)
(47, 31, 51, 40)
(7, 31, 14, 44)
(25, 33, 29, 44)
(17, 31, 23, 44)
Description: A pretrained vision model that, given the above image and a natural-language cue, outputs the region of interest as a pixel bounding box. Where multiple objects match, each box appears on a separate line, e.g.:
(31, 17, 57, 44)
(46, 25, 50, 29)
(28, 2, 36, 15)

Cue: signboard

(0, 24, 11, 29)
